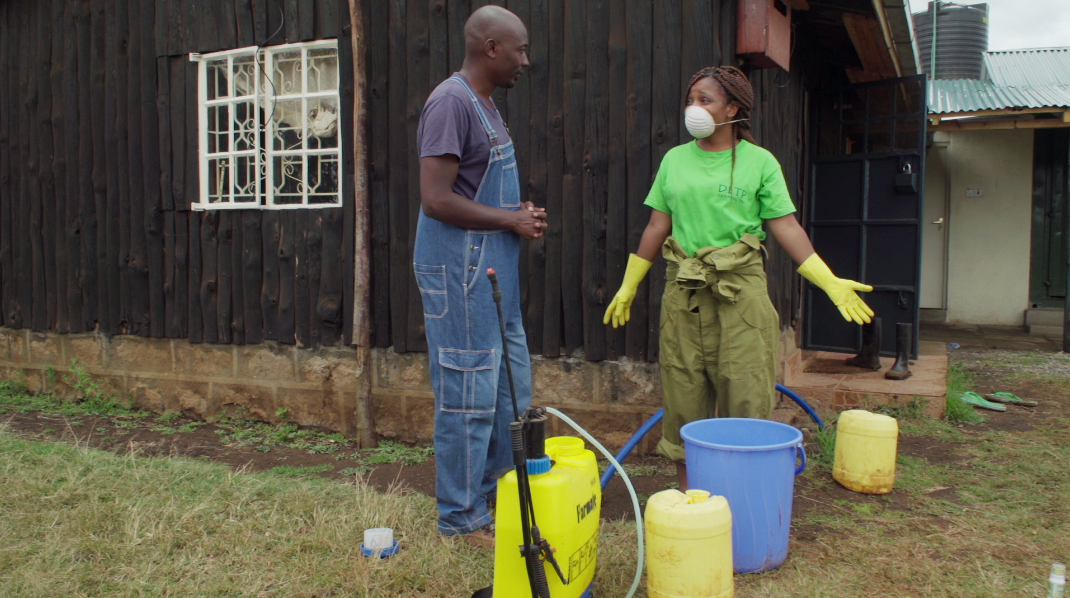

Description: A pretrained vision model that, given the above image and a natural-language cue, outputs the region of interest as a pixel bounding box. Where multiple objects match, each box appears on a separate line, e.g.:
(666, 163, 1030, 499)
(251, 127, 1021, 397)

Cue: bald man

(412, 5, 546, 549)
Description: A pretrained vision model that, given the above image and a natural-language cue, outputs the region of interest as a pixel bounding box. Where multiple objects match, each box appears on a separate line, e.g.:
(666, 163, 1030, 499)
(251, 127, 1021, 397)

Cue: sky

(905, 0, 1070, 52)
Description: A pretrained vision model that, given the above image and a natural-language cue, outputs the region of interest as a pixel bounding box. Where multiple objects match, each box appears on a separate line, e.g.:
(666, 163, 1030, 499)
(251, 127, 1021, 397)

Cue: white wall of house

(923, 129, 1035, 325)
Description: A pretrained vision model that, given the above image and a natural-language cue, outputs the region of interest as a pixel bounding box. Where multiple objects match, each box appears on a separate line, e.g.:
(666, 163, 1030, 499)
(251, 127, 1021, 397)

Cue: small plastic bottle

(1049, 563, 1066, 598)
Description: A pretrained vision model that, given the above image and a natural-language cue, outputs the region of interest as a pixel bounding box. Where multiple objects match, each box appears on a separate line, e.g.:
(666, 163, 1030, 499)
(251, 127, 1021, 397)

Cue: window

(190, 40, 342, 210)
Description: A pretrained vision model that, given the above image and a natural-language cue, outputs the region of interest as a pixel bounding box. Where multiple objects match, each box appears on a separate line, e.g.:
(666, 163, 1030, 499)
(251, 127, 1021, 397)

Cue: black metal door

(805, 75, 928, 358)
(1029, 129, 1070, 308)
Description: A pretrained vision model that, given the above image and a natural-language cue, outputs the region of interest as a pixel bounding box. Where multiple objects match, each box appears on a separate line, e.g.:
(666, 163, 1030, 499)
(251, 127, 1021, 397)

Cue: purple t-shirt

(417, 73, 512, 200)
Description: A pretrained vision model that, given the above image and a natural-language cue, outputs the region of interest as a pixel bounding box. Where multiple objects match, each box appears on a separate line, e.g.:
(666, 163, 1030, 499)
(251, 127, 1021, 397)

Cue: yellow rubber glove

(603, 254, 653, 328)
(797, 253, 875, 325)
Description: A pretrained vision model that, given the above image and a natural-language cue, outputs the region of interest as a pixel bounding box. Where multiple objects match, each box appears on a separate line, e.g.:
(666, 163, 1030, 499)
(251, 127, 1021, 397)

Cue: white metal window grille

(190, 40, 342, 210)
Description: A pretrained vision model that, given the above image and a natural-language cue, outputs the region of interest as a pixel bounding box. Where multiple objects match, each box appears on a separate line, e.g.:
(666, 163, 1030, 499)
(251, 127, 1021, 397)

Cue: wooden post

(1064, 133, 1070, 353)
(348, 0, 376, 448)
(1064, 227, 1069, 352)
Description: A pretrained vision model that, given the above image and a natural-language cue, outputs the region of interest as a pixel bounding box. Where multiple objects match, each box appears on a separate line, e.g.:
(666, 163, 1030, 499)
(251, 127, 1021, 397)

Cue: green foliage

(155, 412, 181, 423)
(0, 363, 146, 419)
(209, 417, 354, 456)
(876, 396, 928, 421)
(44, 366, 56, 392)
(338, 466, 371, 477)
(275, 407, 289, 420)
(945, 393, 985, 424)
(811, 423, 838, 471)
(363, 440, 435, 466)
(267, 464, 333, 478)
(0, 379, 29, 398)
(177, 422, 205, 433)
(308, 442, 342, 455)
(852, 502, 879, 515)
(944, 361, 985, 424)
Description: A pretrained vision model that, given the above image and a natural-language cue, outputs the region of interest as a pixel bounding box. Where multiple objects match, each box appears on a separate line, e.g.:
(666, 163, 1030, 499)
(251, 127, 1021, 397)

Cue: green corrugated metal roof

(983, 48, 1070, 87)
(929, 79, 1070, 114)
(928, 47, 1070, 114)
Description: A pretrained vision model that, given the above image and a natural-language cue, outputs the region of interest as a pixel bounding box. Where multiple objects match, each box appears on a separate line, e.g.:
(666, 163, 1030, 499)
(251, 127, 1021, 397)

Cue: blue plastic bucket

(681, 418, 806, 574)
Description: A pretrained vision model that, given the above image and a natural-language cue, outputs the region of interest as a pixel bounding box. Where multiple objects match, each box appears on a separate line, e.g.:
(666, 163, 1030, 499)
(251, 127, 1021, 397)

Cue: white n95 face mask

(684, 105, 747, 139)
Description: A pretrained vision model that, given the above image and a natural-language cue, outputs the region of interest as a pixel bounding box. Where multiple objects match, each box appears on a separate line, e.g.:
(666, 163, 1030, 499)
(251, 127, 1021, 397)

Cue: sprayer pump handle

(486, 269, 502, 301)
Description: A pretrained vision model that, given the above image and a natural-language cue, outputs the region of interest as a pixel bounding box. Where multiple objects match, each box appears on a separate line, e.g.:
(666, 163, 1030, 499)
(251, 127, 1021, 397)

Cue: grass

(0, 367, 417, 479)
(972, 351, 1070, 390)
(362, 440, 434, 466)
(0, 368, 148, 420)
(978, 350, 1070, 369)
(211, 414, 353, 456)
(598, 459, 677, 478)
(4, 409, 1067, 597)
(809, 422, 838, 471)
(0, 428, 495, 597)
(1, 350, 1068, 596)
(945, 360, 986, 424)
(268, 464, 334, 478)
(782, 419, 1070, 597)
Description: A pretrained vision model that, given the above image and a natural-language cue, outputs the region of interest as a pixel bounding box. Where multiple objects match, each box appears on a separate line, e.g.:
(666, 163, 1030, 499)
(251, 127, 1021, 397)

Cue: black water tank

(914, 2, 989, 79)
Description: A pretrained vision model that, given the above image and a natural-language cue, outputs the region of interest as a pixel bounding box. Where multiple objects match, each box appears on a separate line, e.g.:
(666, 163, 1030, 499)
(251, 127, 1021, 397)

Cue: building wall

(0, 327, 366, 433)
(0, 0, 810, 364)
(0, 0, 355, 347)
(0, 326, 804, 453)
(944, 129, 1034, 324)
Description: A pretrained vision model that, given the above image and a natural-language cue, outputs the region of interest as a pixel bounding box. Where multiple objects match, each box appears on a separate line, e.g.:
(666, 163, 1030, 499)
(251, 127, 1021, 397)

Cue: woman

(604, 66, 873, 488)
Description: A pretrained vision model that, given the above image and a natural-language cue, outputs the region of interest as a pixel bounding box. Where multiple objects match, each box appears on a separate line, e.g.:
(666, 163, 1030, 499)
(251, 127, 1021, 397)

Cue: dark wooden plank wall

(751, 67, 809, 330)
(0, 0, 808, 362)
(0, 0, 354, 348)
(367, 0, 809, 361)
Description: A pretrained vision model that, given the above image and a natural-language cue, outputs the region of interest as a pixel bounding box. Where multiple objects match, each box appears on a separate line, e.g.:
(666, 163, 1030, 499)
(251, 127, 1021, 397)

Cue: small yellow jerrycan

(833, 409, 899, 494)
(645, 489, 733, 598)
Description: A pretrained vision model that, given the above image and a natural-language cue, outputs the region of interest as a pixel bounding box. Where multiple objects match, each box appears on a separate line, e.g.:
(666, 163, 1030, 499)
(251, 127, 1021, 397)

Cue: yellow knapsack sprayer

(492, 414, 601, 598)
(472, 270, 644, 598)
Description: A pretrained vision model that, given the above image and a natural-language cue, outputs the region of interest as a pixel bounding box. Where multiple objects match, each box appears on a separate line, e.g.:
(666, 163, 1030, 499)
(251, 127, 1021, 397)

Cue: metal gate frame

(804, 75, 928, 359)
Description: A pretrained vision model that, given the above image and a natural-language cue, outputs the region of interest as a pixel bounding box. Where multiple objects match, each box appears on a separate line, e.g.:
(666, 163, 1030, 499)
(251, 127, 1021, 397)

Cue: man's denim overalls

(413, 75, 532, 536)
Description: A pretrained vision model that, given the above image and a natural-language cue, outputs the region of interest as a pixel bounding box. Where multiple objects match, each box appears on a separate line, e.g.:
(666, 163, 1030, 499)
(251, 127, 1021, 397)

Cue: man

(413, 5, 546, 549)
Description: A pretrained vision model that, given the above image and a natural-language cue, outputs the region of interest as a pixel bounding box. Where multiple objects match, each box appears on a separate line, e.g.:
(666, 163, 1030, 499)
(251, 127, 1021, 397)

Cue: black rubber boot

(845, 317, 882, 371)
(885, 322, 913, 380)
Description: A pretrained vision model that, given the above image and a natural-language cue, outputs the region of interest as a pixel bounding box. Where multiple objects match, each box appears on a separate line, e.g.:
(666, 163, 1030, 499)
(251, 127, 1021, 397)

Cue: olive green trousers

(656, 234, 780, 462)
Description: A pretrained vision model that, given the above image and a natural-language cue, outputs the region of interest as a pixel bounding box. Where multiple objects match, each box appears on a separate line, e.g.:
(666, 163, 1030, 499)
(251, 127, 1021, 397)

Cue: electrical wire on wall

(256, 0, 286, 125)
(773, 21, 798, 88)
(249, 0, 286, 199)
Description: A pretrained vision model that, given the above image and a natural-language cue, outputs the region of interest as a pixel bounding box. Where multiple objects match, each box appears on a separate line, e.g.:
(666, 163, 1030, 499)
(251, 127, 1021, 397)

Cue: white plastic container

(1049, 563, 1066, 598)
(360, 527, 399, 558)
(363, 527, 393, 550)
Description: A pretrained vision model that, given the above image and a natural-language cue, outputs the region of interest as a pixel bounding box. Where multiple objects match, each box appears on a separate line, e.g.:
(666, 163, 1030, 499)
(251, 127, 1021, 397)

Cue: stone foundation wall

(372, 350, 667, 453)
(0, 328, 363, 433)
(0, 325, 804, 453)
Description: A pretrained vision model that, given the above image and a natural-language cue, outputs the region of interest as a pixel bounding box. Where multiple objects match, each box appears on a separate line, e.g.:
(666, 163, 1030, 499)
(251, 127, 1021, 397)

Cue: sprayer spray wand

(486, 269, 555, 598)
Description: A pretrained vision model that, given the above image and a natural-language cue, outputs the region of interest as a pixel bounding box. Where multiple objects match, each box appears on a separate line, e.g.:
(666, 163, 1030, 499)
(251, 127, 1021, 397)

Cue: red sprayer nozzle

(487, 268, 496, 275)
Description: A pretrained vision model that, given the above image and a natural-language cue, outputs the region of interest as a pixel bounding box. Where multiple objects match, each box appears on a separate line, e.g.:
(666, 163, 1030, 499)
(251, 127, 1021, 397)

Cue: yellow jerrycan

(833, 409, 899, 494)
(493, 436, 600, 598)
(645, 489, 733, 598)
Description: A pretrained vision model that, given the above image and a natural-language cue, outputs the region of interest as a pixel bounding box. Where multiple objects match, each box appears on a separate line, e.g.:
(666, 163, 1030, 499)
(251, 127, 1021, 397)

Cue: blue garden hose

(775, 383, 825, 431)
(599, 383, 825, 490)
(598, 408, 665, 490)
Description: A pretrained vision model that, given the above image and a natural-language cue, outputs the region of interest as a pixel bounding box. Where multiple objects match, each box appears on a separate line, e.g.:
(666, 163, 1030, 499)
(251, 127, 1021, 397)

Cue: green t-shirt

(644, 140, 797, 256)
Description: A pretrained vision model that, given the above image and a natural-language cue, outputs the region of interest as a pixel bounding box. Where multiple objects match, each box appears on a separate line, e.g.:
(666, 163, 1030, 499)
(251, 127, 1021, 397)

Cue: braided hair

(686, 66, 756, 195)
